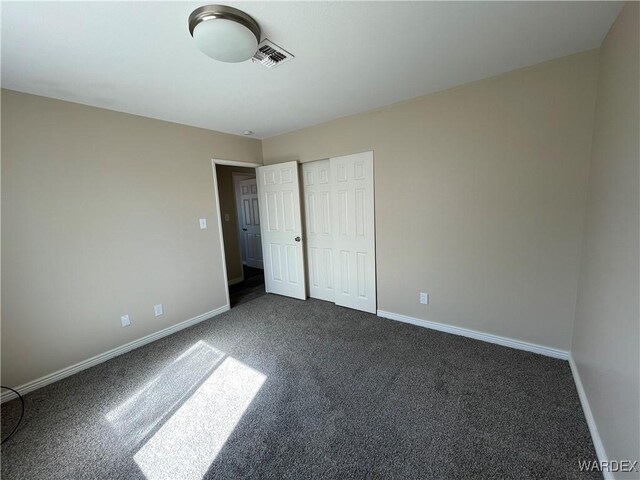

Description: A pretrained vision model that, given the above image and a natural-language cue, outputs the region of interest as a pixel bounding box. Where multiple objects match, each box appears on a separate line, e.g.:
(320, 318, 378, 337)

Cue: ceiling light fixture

(188, 5, 261, 63)
(242, 130, 254, 136)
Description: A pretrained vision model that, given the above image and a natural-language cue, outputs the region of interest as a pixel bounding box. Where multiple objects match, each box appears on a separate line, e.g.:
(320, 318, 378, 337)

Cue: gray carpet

(1, 295, 599, 479)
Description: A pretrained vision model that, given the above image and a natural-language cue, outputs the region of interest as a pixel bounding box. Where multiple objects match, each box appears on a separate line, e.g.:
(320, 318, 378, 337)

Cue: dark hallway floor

(229, 266, 265, 308)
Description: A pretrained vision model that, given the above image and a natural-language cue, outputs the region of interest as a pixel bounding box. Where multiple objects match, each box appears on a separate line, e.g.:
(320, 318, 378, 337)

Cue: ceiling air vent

(252, 39, 293, 68)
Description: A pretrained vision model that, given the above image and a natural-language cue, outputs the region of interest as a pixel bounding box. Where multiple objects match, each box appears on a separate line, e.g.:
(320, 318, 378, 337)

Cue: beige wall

(1, 89, 262, 387)
(263, 51, 600, 350)
(215, 165, 256, 282)
(571, 2, 640, 471)
(2, 41, 629, 407)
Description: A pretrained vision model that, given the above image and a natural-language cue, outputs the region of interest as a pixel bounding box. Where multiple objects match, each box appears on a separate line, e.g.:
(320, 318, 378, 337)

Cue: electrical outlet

(419, 292, 429, 305)
(121, 314, 131, 327)
(199, 218, 207, 229)
(154, 304, 164, 317)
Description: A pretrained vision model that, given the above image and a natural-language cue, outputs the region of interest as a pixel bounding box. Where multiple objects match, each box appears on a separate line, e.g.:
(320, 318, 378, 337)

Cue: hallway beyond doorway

(229, 266, 265, 308)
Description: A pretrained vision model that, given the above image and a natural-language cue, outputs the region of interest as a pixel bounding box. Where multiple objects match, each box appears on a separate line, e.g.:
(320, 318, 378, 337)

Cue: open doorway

(213, 161, 265, 308)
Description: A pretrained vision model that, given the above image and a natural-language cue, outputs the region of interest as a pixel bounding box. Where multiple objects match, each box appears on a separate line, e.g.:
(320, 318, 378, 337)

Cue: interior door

(238, 178, 263, 269)
(302, 160, 335, 302)
(256, 161, 307, 300)
(331, 151, 376, 313)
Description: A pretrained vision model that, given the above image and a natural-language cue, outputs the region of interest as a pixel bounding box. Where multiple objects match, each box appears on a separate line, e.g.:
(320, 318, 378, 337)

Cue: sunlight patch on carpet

(106, 341, 225, 448)
(133, 356, 266, 479)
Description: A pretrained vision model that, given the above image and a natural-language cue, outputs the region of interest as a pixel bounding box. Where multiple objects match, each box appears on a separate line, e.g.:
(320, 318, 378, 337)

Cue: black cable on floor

(1, 386, 24, 444)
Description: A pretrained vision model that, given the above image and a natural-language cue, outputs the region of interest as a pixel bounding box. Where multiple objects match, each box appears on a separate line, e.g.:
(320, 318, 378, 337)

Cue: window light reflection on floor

(106, 341, 225, 449)
(133, 356, 266, 480)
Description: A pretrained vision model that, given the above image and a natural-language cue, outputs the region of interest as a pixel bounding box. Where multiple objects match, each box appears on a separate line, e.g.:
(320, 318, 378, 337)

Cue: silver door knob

(295, 236, 301, 242)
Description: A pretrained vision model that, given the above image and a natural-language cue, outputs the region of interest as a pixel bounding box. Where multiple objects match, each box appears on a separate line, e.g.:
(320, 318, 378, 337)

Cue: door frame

(211, 159, 262, 309)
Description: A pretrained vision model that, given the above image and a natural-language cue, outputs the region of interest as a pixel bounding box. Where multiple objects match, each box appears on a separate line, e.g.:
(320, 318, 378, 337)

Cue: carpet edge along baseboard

(0, 304, 230, 403)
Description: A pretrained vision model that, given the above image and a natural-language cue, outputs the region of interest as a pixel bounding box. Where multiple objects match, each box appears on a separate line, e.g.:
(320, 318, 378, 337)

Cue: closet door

(302, 160, 335, 302)
(256, 161, 307, 300)
(331, 152, 376, 313)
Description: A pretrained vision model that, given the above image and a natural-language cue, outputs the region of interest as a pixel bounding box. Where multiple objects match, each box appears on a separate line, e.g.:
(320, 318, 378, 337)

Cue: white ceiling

(1, 1, 623, 139)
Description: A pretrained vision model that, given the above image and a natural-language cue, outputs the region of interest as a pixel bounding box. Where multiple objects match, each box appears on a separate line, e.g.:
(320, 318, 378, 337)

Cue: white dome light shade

(189, 5, 261, 63)
(193, 19, 257, 63)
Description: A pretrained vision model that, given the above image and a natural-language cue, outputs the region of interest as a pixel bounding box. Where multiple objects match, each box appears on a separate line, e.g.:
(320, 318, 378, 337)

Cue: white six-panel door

(256, 161, 307, 300)
(302, 160, 335, 302)
(238, 178, 263, 269)
(331, 152, 376, 313)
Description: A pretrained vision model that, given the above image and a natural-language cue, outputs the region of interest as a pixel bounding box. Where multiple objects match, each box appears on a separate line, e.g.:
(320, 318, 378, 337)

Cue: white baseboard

(228, 277, 244, 286)
(568, 354, 612, 478)
(377, 310, 569, 360)
(1, 304, 230, 403)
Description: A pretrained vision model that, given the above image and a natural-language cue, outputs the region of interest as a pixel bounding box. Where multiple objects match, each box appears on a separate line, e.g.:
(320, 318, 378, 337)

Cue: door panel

(331, 152, 376, 313)
(238, 178, 263, 269)
(302, 160, 335, 302)
(257, 162, 306, 300)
